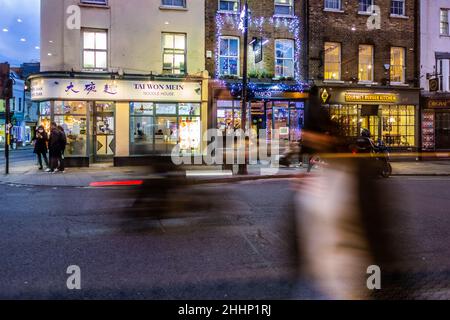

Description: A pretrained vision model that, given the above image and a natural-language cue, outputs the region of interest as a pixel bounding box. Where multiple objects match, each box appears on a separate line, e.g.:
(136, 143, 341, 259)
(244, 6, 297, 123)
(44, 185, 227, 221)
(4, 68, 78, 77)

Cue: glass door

(436, 111, 450, 149)
(94, 102, 115, 161)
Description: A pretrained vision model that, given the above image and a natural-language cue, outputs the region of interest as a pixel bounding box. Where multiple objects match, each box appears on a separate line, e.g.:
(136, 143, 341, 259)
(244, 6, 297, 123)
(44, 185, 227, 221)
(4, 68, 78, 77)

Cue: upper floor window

(162, 0, 186, 8)
(358, 45, 374, 82)
(324, 42, 341, 81)
(219, 0, 239, 12)
(82, 30, 107, 70)
(391, 0, 405, 16)
(358, 0, 373, 13)
(325, 0, 341, 10)
(390, 47, 405, 83)
(275, 0, 294, 16)
(219, 37, 240, 76)
(441, 9, 449, 36)
(80, 0, 107, 5)
(162, 33, 186, 75)
(275, 39, 294, 78)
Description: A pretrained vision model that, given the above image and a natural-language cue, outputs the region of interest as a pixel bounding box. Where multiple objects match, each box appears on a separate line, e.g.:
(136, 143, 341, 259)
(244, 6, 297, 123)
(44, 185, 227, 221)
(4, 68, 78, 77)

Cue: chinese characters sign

(31, 78, 202, 102)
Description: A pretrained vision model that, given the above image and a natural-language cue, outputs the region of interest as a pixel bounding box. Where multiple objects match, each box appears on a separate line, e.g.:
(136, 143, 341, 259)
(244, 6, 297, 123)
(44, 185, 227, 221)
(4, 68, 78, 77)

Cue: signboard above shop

(30, 78, 202, 102)
(345, 92, 398, 103)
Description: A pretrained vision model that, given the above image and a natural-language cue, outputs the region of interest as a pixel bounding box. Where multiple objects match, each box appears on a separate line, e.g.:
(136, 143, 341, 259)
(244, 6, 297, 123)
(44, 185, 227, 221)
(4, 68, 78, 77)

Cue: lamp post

(238, 0, 249, 175)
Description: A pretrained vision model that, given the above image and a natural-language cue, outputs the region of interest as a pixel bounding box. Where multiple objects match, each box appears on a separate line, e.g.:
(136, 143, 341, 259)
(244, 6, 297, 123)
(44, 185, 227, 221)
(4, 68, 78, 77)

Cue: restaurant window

(82, 30, 107, 70)
(54, 101, 89, 157)
(324, 42, 341, 81)
(162, 33, 186, 75)
(130, 102, 201, 155)
(325, 0, 341, 10)
(275, 39, 295, 78)
(441, 9, 449, 36)
(219, 37, 240, 76)
(217, 100, 242, 134)
(391, 0, 405, 16)
(358, 45, 374, 82)
(219, 0, 239, 12)
(275, 0, 294, 16)
(161, 0, 186, 8)
(390, 47, 405, 83)
(381, 105, 415, 147)
(359, 0, 373, 13)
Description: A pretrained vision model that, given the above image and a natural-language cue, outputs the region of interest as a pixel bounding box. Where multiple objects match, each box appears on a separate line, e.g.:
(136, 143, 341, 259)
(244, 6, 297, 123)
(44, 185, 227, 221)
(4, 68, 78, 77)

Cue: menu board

(422, 111, 435, 151)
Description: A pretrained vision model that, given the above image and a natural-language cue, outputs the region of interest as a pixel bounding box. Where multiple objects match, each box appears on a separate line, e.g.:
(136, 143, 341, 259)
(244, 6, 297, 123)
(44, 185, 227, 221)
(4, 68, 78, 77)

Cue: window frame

(218, 36, 240, 77)
(440, 9, 450, 36)
(162, 32, 187, 75)
(324, 42, 342, 81)
(274, 0, 294, 17)
(390, 46, 406, 84)
(161, 0, 186, 8)
(390, 0, 405, 17)
(358, 44, 374, 83)
(82, 29, 108, 71)
(218, 0, 240, 13)
(80, 0, 108, 5)
(358, 0, 374, 14)
(324, 0, 342, 11)
(275, 39, 295, 78)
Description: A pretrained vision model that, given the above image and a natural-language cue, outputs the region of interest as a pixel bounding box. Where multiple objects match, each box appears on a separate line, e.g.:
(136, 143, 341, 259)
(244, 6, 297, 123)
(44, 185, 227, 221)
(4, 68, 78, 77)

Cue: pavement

(0, 148, 449, 187)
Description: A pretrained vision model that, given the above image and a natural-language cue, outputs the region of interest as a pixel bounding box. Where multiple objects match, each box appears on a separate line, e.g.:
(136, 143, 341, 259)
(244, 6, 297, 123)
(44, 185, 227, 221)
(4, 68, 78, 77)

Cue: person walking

(46, 122, 62, 173)
(57, 125, 67, 173)
(33, 125, 49, 170)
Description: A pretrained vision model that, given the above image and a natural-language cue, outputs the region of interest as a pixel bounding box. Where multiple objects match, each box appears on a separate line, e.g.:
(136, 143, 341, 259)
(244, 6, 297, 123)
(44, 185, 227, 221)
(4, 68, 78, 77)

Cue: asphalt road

(0, 177, 449, 299)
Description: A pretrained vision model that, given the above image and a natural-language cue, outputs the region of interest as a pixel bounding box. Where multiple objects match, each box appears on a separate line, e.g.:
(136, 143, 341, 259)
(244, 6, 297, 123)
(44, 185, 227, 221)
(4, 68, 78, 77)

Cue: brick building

(205, 0, 309, 148)
(307, 0, 420, 151)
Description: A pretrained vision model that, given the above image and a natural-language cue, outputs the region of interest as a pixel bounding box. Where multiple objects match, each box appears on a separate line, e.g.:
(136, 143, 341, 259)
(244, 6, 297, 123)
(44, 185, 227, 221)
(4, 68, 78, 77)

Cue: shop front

(319, 86, 420, 151)
(421, 94, 450, 151)
(210, 81, 309, 150)
(30, 73, 208, 167)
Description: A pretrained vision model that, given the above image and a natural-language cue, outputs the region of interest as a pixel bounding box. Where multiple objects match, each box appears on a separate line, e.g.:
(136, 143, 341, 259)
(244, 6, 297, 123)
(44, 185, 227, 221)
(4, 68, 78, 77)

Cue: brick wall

(308, 0, 418, 86)
(205, 0, 306, 81)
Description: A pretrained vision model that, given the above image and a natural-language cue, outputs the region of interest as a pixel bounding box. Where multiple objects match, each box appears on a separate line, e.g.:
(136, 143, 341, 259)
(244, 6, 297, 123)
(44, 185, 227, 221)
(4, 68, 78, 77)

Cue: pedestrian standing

(33, 125, 49, 170)
(46, 122, 62, 173)
(57, 125, 67, 173)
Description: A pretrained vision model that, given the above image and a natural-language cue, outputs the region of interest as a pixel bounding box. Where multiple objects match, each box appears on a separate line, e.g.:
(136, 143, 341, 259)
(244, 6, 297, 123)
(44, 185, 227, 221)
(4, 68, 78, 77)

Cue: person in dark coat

(46, 122, 62, 173)
(57, 125, 67, 173)
(33, 125, 49, 170)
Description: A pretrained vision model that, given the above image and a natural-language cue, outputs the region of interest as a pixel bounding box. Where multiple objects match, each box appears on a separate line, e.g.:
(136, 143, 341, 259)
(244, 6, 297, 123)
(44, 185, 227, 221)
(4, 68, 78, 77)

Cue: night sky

(0, 0, 40, 66)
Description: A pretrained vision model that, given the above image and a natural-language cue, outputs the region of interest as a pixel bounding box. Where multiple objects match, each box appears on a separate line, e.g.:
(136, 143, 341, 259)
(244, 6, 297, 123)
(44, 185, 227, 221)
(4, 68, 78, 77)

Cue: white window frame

(161, 0, 186, 8)
(162, 33, 187, 75)
(324, 0, 342, 12)
(275, 39, 295, 78)
(218, 36, 240, 76)
(358, 44, 374, 83)
(82, 29, 108, 71)
(358, 0, 374, 14)
(440, 9, 450, 36)
(390, 46, 406, 84)
(274, 0, 294, 17)
(218, 0, 240, 13)
(80, 0, 108, 5)
(324, 42, 342, 81)
(390, 0, 405, 17)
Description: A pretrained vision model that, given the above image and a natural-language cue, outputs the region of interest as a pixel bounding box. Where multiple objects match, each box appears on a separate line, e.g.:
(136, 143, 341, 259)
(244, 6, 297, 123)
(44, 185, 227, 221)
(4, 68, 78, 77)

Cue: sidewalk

(0, 161, 449, 188)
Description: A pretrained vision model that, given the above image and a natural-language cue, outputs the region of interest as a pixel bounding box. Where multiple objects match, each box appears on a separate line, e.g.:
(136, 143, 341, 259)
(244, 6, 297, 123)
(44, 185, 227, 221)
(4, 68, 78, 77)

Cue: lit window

(324, 42, 341, 80)
(219, 37, 240, 76)
(359, 0, 373, 13)
(162, 33, 186, 74)
(325, 0, 341, 10)
(162, 0, 186, 7)
(275, 0, 294, 16)
(83, 30, 107, 70)
(358, 45, 374, 82)
(275, 39, 294, 78)
(441, 9, 449, 36)
(390, 47, 405, 83)
(391, 0, 405, 16)
(219, 0, 239, 12)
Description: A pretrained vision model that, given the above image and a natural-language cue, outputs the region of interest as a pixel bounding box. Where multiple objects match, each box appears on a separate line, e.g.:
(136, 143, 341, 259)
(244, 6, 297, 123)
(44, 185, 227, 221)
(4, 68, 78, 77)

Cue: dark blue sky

(0, 0, 40, 66)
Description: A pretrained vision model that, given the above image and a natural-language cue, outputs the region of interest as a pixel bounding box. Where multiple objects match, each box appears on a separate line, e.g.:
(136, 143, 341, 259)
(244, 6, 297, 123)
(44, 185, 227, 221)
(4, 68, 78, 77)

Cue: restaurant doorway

(436, 111, 450, 149)
(94, 102, 115, 162)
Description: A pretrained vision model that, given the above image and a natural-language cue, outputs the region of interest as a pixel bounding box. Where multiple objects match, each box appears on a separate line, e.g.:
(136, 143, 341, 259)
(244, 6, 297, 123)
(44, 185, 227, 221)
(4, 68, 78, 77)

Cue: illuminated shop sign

(345, 93, 398, 103)
(31, 78, 202, 102)
(427, 99, 450, 109)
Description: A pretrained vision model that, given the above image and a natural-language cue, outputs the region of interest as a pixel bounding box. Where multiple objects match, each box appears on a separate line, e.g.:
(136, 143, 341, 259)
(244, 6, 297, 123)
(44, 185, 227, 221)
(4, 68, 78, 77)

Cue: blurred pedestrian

(46, 122, 62, 173)
(57, 125, 67, 173)
(33, 125, 49, 170)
